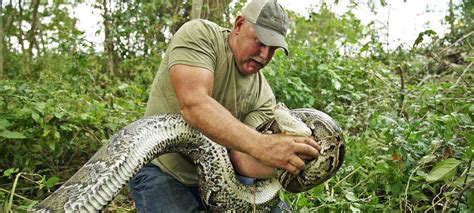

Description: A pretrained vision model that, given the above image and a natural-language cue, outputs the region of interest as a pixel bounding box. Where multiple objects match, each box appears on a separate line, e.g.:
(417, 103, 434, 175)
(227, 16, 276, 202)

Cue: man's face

(233, 21, 277, 75)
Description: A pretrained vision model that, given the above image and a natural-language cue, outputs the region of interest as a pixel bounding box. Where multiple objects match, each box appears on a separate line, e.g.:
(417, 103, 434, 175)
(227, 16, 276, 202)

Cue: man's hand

(251, 134, 320, 175)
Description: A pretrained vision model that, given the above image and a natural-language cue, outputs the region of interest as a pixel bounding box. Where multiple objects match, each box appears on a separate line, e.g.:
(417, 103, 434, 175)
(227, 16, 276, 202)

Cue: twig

(454, 61, 472, 86)
(442, 181, 474, 212)
(404, 164, 422, 213)
(0, 187, 34, 202)
(324, 182, 329, 197)
(439, 31, 474, 55)
(396, 65, 406, 118)
(455, 153, 473, 210)
(333, 166, 361, 188)
(4, 172, 23, 213)
(65, 130, 82, 167)
(425, 184, 448, 213)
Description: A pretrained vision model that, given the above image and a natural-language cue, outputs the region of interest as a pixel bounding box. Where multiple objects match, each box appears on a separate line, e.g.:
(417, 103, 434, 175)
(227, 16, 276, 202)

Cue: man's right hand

(251, 133, 321, 175)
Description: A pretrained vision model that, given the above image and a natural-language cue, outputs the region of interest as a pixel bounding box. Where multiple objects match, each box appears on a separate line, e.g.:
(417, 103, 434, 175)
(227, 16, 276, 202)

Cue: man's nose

(259, 45, 272, 60)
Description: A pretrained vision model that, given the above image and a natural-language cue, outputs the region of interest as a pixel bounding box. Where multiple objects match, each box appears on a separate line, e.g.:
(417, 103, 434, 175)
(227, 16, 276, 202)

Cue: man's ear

(233, 16, 245, 34)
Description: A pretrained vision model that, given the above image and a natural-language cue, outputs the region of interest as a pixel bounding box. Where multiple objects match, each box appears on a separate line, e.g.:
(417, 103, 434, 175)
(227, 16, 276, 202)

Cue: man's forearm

(180, 98, 276, 178)
(179, 95, 262, 156)
(229, 150, 277, 178)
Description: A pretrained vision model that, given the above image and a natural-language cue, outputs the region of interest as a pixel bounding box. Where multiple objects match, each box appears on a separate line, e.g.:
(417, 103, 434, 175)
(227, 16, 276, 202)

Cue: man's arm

(170, 64, 320, 175)
(229, 150, 277, 178)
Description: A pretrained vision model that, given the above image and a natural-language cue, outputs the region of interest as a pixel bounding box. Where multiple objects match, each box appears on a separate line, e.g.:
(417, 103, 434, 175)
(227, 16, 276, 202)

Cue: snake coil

(29, 105, 344, 212)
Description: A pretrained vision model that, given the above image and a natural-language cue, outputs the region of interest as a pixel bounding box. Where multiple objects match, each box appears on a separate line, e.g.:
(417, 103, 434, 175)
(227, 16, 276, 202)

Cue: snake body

(29, 105, 344, 212)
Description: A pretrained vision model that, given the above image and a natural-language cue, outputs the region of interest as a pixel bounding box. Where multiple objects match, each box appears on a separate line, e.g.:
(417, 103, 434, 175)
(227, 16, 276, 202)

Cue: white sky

(279, 0, 455, 49)
(72, 0, 456, 51)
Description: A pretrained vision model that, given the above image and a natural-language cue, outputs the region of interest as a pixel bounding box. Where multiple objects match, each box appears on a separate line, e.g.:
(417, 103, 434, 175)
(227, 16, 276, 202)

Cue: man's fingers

(298, 154, 314, 160)
(285, 164, 300, 175)
(300, 137, 320, 150)
(293, 143, 320, 158)
(288, 155, 305, 170)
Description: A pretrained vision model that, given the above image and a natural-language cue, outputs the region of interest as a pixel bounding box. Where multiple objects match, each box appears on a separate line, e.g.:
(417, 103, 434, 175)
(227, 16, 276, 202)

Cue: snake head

(274, 103, 312, 137)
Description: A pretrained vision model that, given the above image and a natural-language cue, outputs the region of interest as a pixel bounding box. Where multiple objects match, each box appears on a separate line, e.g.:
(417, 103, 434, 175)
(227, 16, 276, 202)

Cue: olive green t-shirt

(145, 19, 276, 186)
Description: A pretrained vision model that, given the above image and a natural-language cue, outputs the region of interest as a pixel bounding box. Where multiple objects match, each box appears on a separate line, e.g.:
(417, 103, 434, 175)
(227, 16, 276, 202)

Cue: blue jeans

(129, 164, 292, 212)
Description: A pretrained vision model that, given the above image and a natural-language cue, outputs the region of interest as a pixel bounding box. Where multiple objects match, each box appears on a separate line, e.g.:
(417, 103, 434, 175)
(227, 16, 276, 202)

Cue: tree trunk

(0, 1, 4, 79)
(18, 0, 25, 54)
(191, 0, 203, 20)
(201, 0, 233, 27)
(25, 0, 40, 75)
(102, 0, 117, 76)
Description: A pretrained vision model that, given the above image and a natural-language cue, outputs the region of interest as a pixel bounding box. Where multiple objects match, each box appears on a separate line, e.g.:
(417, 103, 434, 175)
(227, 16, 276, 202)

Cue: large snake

(29, 103, 345, 212)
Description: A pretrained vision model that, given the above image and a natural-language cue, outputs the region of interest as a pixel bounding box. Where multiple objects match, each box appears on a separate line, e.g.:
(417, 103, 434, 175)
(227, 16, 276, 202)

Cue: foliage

(0, 0, 473, 212)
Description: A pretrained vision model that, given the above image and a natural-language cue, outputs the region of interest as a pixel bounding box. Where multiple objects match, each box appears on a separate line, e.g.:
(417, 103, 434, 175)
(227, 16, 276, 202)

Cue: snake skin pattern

(29, 106, 344, 212)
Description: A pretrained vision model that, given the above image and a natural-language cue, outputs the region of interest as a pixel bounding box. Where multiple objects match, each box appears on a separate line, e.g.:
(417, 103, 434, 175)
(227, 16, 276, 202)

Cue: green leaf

(47, 140, 56, 151)
(467, 188, 474, 208)
(345, 191, 358, 201)
(3, 168, 19, 177)
(349, 204, 361, 212)
(118, 83, 129, 90)
(359, 44, 369, 53)
(419, 154, 436, 165)
(425, 158, 461, 182)
(413, 30, 438, 48)
(32, 112, 42, 124)
(413, 34, 424, 47)
(0, 119, 10, 130)
(46, 176, 60, 189)
(0, 130, 27, 139)
(410, 191, 428, 201)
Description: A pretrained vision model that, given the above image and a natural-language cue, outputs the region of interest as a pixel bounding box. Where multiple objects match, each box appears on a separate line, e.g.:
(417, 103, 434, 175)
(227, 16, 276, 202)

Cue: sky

(72, 0, 457, 51)
(278, 0, 455, 49)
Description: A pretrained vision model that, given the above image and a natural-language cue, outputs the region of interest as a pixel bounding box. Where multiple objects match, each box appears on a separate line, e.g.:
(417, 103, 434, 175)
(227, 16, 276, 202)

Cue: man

(129, 0, 320, 212)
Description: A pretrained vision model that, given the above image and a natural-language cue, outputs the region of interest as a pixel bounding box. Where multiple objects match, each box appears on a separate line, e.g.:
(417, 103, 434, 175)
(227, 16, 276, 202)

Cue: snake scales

(29, 103, 345, 212)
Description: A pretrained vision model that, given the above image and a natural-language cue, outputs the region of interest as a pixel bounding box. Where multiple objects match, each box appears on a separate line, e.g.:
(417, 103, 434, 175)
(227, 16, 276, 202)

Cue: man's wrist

(245, 131, 265, 157)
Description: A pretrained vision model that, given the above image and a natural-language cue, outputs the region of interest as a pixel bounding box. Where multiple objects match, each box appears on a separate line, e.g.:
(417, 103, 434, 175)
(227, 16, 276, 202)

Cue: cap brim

(254, 25, 289, 56)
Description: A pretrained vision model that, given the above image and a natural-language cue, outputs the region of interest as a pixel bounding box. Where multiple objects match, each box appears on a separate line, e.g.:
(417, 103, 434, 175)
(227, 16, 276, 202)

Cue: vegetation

(1, 0, 472, 212)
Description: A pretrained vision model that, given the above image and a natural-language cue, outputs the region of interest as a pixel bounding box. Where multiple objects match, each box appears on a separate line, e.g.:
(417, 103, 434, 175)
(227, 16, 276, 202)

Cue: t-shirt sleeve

(243, 78, 276, 129)
(167, 20, 217, 72)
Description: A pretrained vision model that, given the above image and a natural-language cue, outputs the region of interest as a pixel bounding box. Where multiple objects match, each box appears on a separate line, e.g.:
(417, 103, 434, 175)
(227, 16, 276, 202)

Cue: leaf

(47, 140, 56, 151)
(425, 158, 460, 182)
(419, 154, 436, 165)
(467, 188, 474, 208)
(0, 119, 10, 130)
(413, 34, 424, 47)
(3, 168, 19, 177)
(46, 176, 60, 189)
(345, 191, 358, 201)
(118, 83, 129, 90)
(332, 79, 341, 90)
(410, 191, 428, 201)
(413, 30, 438, 48)
(359, 44, 369, 53)
(349, 204, 361, 212)
(0, 130, 27, 139)
(32, 112, 42, 124)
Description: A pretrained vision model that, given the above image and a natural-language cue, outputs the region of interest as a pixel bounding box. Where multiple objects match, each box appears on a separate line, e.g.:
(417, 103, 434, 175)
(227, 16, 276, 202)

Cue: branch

(442, 181, 474, 213)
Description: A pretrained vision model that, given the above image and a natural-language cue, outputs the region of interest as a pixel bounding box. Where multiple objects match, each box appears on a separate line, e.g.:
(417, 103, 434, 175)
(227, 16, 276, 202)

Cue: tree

(0, 0, 4, 79)
(191, 0, 203, 19)
(102, 0, 117, 76)
(25, 0, 40, 75)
